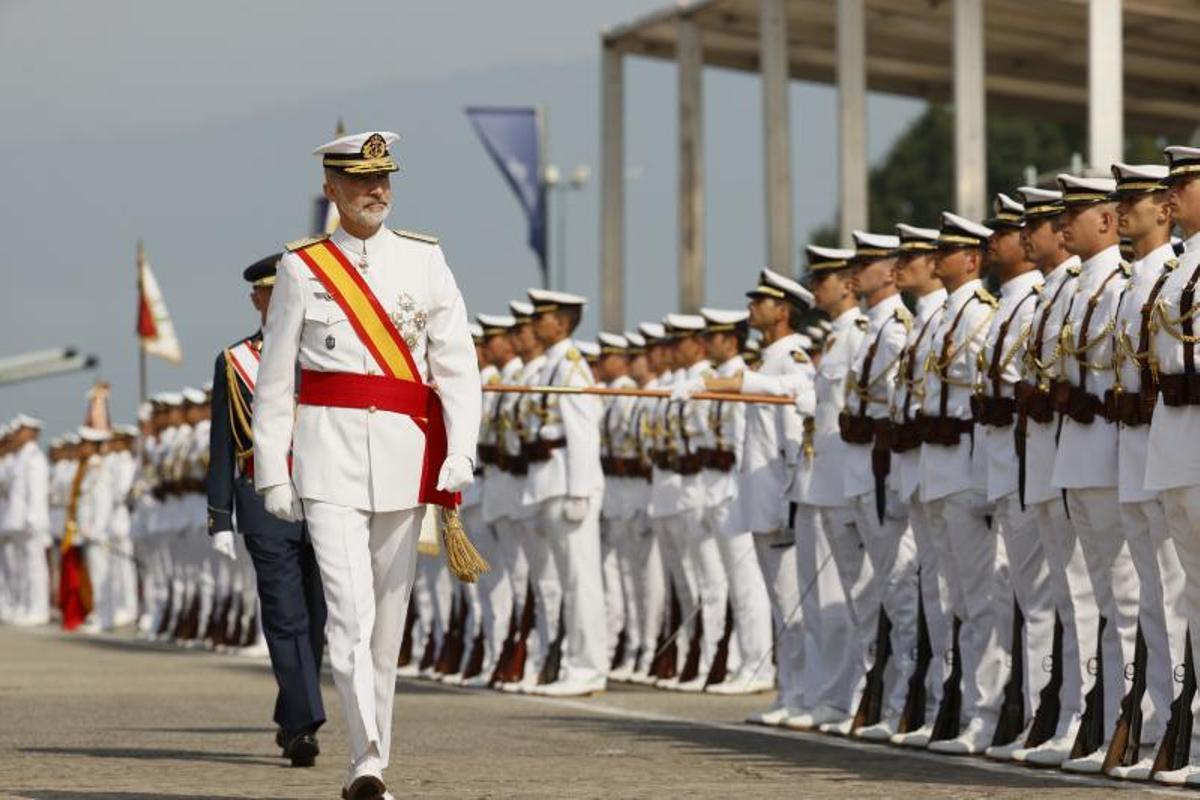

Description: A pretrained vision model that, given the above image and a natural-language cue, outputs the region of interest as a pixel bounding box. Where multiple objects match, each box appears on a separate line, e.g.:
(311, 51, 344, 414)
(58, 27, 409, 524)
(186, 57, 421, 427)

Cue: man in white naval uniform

(840, 231, 919, 742)
(521, 288, 608, 697)
(695, 309, 774, 695)
(1147, 146, 1200, 787)
(2, 416, 50, 625)
(1009, 187, 1092, 766)
(733, 269, 814, 726)
(1050, 174, 1138, 775)
(973, 194, 1054, 760)
(921, 212, 1012, 755)
(253, 131, 480, 800)
(1103, 163, 1187, 780)
(888, 225, 952, 748)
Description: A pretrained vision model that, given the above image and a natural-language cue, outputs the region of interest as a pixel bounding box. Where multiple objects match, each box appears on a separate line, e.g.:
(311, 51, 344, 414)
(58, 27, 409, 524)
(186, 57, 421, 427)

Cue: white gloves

(436, 453, 475, 493)
(563, 496, 590, 523)
(264, 483, 304, 522)
(670, 376, 706, 401)
(212, 530, 237, 561)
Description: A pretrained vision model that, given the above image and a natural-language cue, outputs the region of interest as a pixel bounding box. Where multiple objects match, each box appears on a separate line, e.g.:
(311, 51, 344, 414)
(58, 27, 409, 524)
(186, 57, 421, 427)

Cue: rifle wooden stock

(482, 383, 795, 406)
(898, 590, 932, 734)
(1105, 627, 1148, 771)
(1026, 616, 1064, 748)
(1071, 615, 1107, 759)
(853, 610, 893, 731)
(1154, 630, 1196, 773)
(705, 602, 735, 688)
(932, 618, 964, 742)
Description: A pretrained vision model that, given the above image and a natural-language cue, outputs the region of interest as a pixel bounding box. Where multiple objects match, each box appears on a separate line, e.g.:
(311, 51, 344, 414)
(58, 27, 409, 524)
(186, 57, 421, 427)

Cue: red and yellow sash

(294, 239, 458, 508)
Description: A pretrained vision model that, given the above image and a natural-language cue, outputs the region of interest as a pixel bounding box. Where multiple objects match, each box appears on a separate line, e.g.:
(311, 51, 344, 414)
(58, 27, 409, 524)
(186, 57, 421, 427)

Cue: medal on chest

(389, 292, 428, 349)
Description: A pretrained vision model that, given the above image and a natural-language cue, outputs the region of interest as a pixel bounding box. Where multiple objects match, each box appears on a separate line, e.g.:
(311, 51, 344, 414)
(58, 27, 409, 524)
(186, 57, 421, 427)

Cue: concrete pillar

(600, 45, 625, 331)
(837, 0, 867, 245)
(1088, 0, 1123, 171)
(760, 0, 794, 273)
(953, 0, 986, 221)
(677, 15, 704, 313)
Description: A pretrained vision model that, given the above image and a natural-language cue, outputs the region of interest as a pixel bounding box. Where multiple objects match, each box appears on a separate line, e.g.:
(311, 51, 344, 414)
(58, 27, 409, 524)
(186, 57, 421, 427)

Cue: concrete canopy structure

(597, 0, 1200, 329)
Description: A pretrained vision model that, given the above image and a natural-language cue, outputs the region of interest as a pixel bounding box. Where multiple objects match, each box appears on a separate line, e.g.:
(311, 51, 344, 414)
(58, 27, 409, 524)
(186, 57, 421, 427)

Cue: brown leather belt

(1059, 385, 1112, 425)
(891, 419, 923, 453)
(697, 447, 736, 472)
(477, 444, 498, 466)
(1159, 373, 1200, 407)
(838, 413, 877, 445)
(601, 456, 644, 478)
(919, 415, 974, 446)
(522, 438, 565, 464)
(1103, 388, 1156, 426)
(1015, 381, 1056, 424)
(971, 395, 1016, 428)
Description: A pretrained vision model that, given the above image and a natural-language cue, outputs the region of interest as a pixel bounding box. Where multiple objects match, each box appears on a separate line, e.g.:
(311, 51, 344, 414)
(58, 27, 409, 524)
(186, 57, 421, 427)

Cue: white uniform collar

(999, 270, 1042, 299)
(830, 306, 861, 332)
(331, 224, 389, 262)
(763, 331, 802, 357)
(915, 288, 948, 320)
(1139, 241, 1177, 271)
(1183, 231, 1200, 253)
(866, 293, 904, 325)
(685, 359, 712, 378)
(1045, 254, 1081, 285)
(1077, 243, 1122, 290)
(717, 354, 746, 376)
(502, 357, 523, 377)
(545, 338, 575, 362)
(945, 278, 982, 311)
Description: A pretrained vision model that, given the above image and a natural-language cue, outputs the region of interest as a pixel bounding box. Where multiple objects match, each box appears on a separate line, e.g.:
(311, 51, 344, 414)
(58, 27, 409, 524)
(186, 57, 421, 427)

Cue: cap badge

(361, 133, 387, 160)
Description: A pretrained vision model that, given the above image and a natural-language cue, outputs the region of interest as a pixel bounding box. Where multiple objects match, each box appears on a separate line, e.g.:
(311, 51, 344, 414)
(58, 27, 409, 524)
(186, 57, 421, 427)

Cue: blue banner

(465, 106, 547, 279)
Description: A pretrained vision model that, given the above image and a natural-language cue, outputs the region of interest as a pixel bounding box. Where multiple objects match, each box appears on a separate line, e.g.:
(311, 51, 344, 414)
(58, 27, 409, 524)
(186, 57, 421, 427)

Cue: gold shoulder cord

(223, 352, 255, 469)
(928, 306, 996, 387)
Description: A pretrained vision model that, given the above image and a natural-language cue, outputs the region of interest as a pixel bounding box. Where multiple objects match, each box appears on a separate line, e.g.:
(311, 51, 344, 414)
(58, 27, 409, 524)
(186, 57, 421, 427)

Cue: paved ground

(0, 625, 1186, 799)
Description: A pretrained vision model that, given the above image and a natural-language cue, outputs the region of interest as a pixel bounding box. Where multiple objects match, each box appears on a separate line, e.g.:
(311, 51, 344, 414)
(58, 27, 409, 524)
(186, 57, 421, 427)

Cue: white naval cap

(137, 401, 153, 422)
(181, 387, 207, 405)
(597, 331, 630, 353)
(638, 321, 668, 342)
(12, 414, 43, 430)
(1056, 174, 1117, 206)
(157, 391, 184, 407)
(509, 300, 534, 322)
(938, 211, 993, 249)
(851, 230, 901, 260)
(314, 131, 400, 175)
(986, 193, 1025, 230)
(805, 245, 855, 273)
(747, 267, 815, 308)
(78, 426, 110, 443)
(1017, 186, 1064, 220)
(663, 313, 706, 335)
(795, 333, 814, 351)
(477, 313, 517, 336)
(805, 324, 825, 340)
(202, 380, 213, 393)
(895, 224, 940, 252)
(1164, 145, 1200, 184)
(528, 288, 587, 312)
(64, 433, 81, 445)
(114, 424, 139, 438)
(623, 331, 647, 351)
(700, 307, 750, 333)
(468, 322, 485, 341)
(576, 340, 601, 360)
(1110, 163, 1169, 196)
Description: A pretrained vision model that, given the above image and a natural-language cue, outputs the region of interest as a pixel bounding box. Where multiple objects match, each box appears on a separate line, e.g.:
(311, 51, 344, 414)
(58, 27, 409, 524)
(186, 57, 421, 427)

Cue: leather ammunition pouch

(919, 414, 974, 446)
(522, 438, 565, 464)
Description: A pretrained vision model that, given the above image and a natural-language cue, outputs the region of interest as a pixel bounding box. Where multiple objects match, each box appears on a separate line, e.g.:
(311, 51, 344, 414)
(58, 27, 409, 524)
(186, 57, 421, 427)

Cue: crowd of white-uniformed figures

(0, 391, 267, 652)
(9, 151, 1200, 786)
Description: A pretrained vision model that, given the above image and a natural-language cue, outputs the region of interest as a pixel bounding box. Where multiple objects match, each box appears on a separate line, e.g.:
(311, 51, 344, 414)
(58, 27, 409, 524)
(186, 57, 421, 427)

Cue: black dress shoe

(282, 731, 319, 767)
(274, 727, 286, 752)
(341, 775, 386, 800)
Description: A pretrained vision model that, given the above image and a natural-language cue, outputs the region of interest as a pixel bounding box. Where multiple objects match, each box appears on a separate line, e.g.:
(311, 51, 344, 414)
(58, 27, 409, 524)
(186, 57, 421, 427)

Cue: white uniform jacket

(253, 226, 482, 512)
(481, 357, 524, 524)
(894, 289, 947, 502)
(600, 374, 642, 522)
(804, 308, 867, 508)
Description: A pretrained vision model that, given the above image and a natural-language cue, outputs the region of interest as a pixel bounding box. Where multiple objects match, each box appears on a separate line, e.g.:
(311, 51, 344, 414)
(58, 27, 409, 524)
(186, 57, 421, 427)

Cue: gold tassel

(440, 506, 490, 583)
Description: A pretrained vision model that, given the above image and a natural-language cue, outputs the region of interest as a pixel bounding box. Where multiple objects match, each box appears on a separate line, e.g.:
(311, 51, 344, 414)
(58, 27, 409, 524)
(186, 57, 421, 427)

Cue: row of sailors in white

(633, 147, 1200, 786)
(0, 415, 51, 626)
(132, 389, 263, 650)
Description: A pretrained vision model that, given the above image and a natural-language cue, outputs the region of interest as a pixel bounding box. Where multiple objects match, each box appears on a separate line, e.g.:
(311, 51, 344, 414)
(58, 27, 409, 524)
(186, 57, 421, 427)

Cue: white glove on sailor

(264, 483, 304, 522)
(670, 376, 706, 401)
(563, 496, 590, 523)
(436, 453, 475, 493)
(211, 530, 237, 561)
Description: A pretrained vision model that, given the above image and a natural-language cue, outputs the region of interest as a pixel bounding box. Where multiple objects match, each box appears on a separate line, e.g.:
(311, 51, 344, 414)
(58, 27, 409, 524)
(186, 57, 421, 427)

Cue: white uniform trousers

(926, 489, 1012, 730)
(1159, 485, 1200, 759)
(1065, 488, 1139, 735)
(665, 507, 727, 679)
(753, 530, 805, 713)
(0, 537, 13, 621)
(518, 511, 561, 681)
(605, 512, 648, 670)
(658, 513, 700, 674)
(848, 490, 920, 719)
(84, 533, 115, 630)
(537, 496, 608, 685)
(802, 507, 861, 713)
(409, 555, 438, 666)
(628, 518, 665, 674)
(491, 517, 529, 625)
(709, 512, 773, 685)
(1119, 497, 1187, 744)
(1032, 495, 1093, 736)
(303, 500, 421, 781)
(20, 536, 51, 624)
(109, 535, 138, 625)
(600, 518, 626, 665)
(908, 500, 953, 719)
(472, 521, 512, 676)
(994, 493, 1056, 721)
(822, 510, 876, 682)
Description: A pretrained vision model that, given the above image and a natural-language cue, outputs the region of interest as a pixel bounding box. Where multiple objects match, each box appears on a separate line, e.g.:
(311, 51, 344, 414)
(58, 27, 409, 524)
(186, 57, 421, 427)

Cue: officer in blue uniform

(206, 253, 327, 767)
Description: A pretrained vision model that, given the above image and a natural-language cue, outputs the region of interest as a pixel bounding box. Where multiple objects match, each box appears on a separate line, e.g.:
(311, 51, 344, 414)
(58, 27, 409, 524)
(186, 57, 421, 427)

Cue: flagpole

(136, 240, 147, 469)
(536, 104, 549, 289)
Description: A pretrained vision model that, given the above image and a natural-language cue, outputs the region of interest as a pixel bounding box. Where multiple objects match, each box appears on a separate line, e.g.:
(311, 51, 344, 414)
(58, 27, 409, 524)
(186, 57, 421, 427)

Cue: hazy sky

(0, 0, 923, 435)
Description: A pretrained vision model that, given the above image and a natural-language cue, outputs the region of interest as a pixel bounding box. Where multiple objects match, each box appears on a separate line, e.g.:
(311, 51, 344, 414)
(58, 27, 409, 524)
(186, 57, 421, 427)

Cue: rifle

(931, 618, 964, 742)
(1153, 630, 1195, 773)
(992, 599, 1026, 746)
(1104, 627, 1147, 771)
(852, 611, 893, 731)
(1025, 616, 1064, 748)
(1070, 615, 1107, 759)
(898, 581, 933, 734)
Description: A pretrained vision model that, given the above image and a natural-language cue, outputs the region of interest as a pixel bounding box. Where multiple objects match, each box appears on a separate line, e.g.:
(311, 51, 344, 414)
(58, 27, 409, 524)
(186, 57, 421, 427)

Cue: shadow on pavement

(11, 792, 248, 800)
(19, 746, 281, 769)
(112, 725, 275, 736)
(537, 714, 1069, 790)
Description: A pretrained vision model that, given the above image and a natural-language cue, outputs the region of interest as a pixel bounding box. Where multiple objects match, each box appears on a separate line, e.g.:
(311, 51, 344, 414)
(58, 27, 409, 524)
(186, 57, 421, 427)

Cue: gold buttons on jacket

(368, 406, 377, 414)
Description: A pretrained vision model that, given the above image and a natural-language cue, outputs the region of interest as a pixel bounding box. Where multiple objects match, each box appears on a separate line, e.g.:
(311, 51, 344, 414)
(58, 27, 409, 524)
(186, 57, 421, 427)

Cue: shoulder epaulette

(792, 349, 810, 364)
(1067, 265, 1082, 278)
(975, 287, 999, 307)
(854, 316, 869, 331)
(284, 233, 329, 252)
(1165, 257, 1180, 272)
(1030, 283, 1043, 294)
(893, 305, 913, 332)
(565, 347, 581, 363)
(392, 229, 439, 245)
(486, 373, 502, 385)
